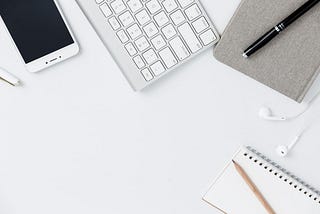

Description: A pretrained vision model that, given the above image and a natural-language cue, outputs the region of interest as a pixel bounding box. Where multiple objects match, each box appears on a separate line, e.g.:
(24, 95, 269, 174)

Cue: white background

(1, 0, 320, 213)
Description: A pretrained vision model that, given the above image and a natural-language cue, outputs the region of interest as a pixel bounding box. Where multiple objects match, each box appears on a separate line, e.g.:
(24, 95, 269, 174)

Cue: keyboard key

(200, 29, 216, 45)
(142, 49, 158, 64)
(141, 68, 154, 81)
(146, 0, 161, 14)
(150, 61, 165, 76)
(125, 43, 137, 56)
(143, 22, 158, 38)
(162, 24, 176, 39)
(159, 47, 178, 68)
(169, 37, 190, 60)
(127, 24, 142, 39)
(96, 0, 105, 4)
(192, 17, 209, 33)
(162, 0, 178, 13)
(119, 11, 135, 27)
(177, 0, 194, 8)
(135, 9, 151, 26)
(151, 35, 166, 50)
(170, 10, 185, 26)
(108, 16, 121, 30)
(133, 56, 145, 69)
(154, 11, 169, 27)
(127, 0, 143, 13)
(117, 30, 129, 43)
(135, 36, 150, 51)
(178, 23, 202, 53)
(110, 0, 126, 14)
(185, 4, 201, 20)
(100, 3, 112, 17)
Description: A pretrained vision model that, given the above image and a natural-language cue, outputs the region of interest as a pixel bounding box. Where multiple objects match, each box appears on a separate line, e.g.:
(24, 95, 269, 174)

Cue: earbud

(276, 133, 303, 157)
(276, 145, 290, 157)
(259, 90, 320, 122)
(259, 107, 287, 121)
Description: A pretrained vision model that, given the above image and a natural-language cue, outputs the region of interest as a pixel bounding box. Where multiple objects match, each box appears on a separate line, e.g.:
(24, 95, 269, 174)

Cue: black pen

(243, 0, 320, 58)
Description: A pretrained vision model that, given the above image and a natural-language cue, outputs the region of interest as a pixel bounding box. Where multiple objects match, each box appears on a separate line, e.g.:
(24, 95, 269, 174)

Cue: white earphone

(260, 92, 319, 157)
(259, 107, 287, 121)
(258, 105, 312, 121)
(259, 91, 320, 121)
(276, 131, 304, 157)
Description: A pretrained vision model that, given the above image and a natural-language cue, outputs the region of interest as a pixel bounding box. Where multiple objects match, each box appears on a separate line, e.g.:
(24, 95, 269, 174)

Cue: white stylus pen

(0, 67, 20, 86)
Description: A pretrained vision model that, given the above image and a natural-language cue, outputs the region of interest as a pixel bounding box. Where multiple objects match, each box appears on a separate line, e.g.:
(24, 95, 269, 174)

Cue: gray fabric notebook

(214, 0, 320, 102)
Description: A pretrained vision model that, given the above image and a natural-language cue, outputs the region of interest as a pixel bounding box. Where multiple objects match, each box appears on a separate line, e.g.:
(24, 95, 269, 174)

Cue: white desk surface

(1, 0, 320, 213)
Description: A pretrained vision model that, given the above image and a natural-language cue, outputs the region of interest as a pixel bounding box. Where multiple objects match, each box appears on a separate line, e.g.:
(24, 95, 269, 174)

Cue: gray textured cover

(214, 0, 320, 102)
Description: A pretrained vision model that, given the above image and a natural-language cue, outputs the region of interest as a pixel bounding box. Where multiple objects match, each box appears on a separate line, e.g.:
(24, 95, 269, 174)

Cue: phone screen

(0, 0, 74, 63)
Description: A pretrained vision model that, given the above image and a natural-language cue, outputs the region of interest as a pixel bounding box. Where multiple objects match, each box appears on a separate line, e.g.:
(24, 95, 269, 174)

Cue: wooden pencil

(232, 160, 276, 214)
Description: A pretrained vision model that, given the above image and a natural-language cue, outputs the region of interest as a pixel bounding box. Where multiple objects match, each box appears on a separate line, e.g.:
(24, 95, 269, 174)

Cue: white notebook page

(203, 147, 320, 214)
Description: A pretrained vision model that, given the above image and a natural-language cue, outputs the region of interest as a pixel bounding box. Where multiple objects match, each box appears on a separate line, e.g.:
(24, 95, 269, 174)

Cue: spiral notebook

(203, 147, 320, 213)
(213, 0, 320, 102)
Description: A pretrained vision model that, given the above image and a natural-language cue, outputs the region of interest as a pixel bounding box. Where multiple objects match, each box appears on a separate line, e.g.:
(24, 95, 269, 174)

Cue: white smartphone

(0, 0, 79, 72)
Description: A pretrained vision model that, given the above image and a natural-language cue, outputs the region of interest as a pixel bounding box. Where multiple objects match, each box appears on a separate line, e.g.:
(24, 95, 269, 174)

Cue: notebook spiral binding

(245, 146, 320, 204)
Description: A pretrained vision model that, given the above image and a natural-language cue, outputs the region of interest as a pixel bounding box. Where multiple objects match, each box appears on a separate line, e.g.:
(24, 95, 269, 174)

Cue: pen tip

(242, 53, 248, 58)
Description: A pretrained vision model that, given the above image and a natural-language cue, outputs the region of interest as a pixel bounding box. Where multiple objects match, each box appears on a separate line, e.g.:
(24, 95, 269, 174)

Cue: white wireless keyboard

(77, 0, 220, 90)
